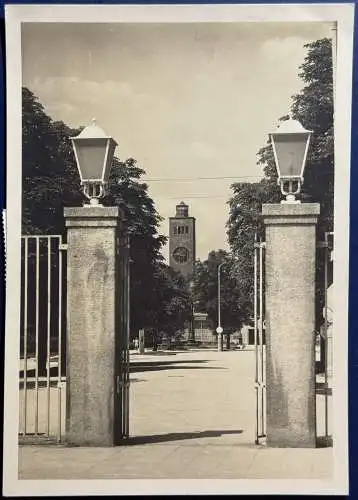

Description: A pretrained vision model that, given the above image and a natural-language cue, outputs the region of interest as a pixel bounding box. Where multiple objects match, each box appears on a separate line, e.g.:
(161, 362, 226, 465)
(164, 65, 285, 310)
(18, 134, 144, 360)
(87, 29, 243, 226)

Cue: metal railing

(254, 237, 266, 444)
(316, 231, 334, 444)
(254, 232, 333, 446)
(19, 235, 66, 442)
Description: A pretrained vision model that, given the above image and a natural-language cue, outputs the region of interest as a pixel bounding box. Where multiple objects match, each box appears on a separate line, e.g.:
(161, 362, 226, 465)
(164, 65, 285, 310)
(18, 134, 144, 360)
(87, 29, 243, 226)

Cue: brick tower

(169, 202, 196, 279)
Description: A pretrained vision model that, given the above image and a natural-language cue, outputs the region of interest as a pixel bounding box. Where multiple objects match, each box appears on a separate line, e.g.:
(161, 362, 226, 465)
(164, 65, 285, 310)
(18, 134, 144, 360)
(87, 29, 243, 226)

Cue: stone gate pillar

(64, 206, 123, 446)
(262, 203, 320, 448)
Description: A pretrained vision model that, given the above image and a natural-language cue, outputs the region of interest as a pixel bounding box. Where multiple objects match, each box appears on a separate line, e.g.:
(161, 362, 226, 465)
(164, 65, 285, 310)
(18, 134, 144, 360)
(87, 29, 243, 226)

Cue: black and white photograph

(3, 3, 354, 496)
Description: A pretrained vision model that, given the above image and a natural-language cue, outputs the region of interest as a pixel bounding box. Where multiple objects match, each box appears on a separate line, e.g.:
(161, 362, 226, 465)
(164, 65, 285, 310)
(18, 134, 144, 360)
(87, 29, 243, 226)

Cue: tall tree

(148, 263, 191, 343)
(226, 38, 334, 347)
(255, 37, 334, 238)
(22, 87, 83, 234)
(21, 87, 190, 359)
(194, 249, 251, 338)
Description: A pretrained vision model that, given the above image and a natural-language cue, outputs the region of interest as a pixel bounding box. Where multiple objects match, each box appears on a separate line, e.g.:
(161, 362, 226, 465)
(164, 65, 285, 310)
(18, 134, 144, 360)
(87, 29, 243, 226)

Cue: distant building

(169, 201, 196, 279)
(240, 323, 266, 346)
(184, 312, 216, 343)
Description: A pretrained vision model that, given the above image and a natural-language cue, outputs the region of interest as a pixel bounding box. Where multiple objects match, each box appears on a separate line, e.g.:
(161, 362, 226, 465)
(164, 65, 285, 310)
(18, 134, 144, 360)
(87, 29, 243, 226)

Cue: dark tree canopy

(22, 87, 190, 337)
(194, 249, 251, 333)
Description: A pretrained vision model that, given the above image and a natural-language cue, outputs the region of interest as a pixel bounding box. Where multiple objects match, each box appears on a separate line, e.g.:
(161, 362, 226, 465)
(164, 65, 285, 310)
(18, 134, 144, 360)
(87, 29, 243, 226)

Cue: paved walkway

(18, 349, 332, 480)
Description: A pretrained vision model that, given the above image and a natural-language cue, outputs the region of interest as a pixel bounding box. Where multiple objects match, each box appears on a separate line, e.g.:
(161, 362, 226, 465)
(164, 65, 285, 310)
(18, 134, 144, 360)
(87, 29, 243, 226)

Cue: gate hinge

(116, 376, 130, 393)
(59, 243, 68, 251)
(254, 242, 266, 249)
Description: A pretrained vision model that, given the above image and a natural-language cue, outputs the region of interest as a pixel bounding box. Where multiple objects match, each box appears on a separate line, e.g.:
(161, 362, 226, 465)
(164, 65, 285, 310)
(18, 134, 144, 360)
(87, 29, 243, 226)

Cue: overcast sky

(22, 22, 333, 261)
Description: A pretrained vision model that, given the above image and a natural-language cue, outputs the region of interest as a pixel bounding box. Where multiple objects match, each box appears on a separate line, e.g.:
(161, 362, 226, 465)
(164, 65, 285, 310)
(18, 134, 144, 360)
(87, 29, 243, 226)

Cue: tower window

(174, 225, 189, 235)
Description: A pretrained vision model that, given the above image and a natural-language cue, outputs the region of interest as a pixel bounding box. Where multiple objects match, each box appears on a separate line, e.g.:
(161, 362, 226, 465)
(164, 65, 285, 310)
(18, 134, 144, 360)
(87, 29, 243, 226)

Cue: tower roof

(175, 201, 189, 217)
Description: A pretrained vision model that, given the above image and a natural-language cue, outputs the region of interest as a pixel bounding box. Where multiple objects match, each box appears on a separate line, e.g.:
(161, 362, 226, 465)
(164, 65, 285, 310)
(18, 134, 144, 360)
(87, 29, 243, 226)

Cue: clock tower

(169, 202, 196, 279)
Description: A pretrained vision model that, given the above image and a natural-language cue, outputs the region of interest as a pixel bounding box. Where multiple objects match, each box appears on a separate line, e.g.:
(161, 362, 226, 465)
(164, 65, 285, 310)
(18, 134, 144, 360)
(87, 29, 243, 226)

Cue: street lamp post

(262, 116, 319, 447)
(216, 263, 224, 352)
(64, 120, 129, 446)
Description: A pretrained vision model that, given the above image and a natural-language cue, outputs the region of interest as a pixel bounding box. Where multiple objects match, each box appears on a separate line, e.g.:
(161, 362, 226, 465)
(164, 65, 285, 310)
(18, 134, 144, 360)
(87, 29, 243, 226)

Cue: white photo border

(4, 3, 354, 496)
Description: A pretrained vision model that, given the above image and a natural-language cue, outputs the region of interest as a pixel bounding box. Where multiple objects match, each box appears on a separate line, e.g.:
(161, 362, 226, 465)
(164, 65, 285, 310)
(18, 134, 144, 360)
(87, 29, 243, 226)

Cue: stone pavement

(18, 349, 332, 480)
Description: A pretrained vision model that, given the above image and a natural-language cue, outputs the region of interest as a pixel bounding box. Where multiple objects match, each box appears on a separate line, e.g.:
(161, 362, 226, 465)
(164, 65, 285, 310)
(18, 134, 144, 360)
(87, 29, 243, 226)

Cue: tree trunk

(152, 331, 158, 351)
(226, 333, 230, 350)
(320, 336, 326, 374)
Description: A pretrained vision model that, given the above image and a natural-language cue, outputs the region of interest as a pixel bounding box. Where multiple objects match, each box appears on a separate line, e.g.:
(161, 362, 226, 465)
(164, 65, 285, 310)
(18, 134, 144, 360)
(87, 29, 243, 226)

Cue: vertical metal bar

(262, 243, 266, 437)
(121, 243, 125, 438)
(57, 385, 62, 443)
(46, 237, 51, 436)
(218, 265, 221, 328)
(57, 237, 63, 443)
(217, 263, 224, 351)
(259, 239, 264, 438)
(254, 235, 259, 444)
(34, 237, 40, 434)
(23, 238, 28, 435)
(324, 240, 329, 438)
(124, 243, 128, 438)
(120, 245, 124, 439)
(126, 236, 130, 438)
(331, 22, 337, 109)
(121, 237, 126, 440)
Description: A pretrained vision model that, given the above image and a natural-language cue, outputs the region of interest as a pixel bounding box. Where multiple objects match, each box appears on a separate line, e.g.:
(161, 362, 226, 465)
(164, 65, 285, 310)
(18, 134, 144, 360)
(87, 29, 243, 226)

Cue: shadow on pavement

(129, 363, 227, 373)
(316, 435, 333, 448)
(20, 359, 213, 379)
(129, 360, 226, 373)
(122, 429, 244, 445)
(316, 382, 332, 395)
(19, 360, 224, 383)
(130, 359, 209, 367)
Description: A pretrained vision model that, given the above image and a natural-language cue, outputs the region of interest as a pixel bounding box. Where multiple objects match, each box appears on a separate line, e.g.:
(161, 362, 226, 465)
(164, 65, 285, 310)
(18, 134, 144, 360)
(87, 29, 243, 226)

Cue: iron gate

(19, 232, 131, 443)
(253, 232, 333, 445)
(253, 237, 266, 444)
(115, 232, 130, 441)
(19, 235, 67, 441)
(316, 231, 334, 444)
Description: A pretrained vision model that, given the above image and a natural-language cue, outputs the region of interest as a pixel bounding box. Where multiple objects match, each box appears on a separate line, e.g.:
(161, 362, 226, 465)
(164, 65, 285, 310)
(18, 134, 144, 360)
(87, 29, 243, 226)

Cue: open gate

(316, 231, 334, 444)
(19, 231, 131, 443)
(115, 232, 131, 441)
(252, 231, 333, 445)
(253, 237, 266, 444)
(19, 235, 67, 442)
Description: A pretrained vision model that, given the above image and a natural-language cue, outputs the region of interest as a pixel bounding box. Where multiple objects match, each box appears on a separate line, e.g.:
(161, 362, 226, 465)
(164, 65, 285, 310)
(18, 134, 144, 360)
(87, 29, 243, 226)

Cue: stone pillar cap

(262, 203, 320, 225)
(64, 206, 123, 227)
(262, 203, 320, 216)
(64, 206, 121, 217)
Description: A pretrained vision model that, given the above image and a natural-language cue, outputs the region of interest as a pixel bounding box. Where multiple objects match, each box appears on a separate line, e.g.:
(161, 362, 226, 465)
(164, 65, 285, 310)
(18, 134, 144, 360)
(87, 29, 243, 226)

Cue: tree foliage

(194, 249, 251, 333)
(255, 38, 334, 237)
(22, 87, 189, 340)
(226, 38, 334, 325)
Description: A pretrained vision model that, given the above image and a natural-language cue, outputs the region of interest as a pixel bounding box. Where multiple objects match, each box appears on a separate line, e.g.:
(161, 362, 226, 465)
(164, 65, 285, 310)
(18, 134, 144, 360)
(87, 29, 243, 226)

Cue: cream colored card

(3, 3, 353, 496)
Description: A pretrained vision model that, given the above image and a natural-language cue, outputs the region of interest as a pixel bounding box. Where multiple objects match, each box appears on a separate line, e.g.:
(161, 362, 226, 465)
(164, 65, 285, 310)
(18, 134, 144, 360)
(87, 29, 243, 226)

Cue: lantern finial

(270, 118, 312, 204)
(70, 120, 118, 206)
